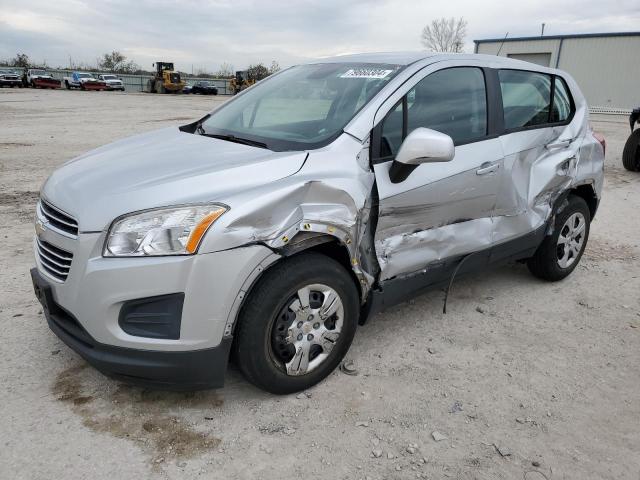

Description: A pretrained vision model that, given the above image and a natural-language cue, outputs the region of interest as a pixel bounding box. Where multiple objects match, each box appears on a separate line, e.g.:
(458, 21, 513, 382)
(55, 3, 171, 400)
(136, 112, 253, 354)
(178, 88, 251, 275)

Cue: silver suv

(31, 53, 604, 394)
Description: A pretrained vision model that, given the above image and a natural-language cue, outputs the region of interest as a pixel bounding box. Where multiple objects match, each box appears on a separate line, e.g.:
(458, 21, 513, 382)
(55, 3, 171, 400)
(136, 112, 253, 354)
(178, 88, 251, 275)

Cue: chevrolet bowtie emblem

(35, 218, 46, 237)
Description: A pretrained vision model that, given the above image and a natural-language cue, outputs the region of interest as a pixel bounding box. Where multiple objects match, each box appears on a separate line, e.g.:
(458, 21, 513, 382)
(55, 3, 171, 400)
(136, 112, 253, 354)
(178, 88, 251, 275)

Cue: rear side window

(499, 70, 551, 130)
(378, 67, 487, 159)
(551, 77, 572, 123)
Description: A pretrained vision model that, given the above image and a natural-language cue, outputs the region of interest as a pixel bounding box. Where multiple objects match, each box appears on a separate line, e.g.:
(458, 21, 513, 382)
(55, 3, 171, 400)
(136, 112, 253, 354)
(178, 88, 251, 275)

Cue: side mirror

(396, 127, 455, 165)
(389, 128, 455, 183)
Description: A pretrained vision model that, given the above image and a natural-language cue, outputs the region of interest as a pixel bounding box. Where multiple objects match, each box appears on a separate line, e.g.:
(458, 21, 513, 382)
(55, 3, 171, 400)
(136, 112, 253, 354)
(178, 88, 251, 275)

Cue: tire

(527, 195, 591, 281)
(233, 252, 360, 394)
(65, 80, 70, 90)
(30, 81, 36, 88)
(157, 82, 166, 94)
(622, 129, 640, 172)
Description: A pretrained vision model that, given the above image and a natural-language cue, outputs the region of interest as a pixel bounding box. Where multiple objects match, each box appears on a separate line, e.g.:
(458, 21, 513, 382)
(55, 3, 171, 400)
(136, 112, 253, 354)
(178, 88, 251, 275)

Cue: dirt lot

(1, 88, 639, 480)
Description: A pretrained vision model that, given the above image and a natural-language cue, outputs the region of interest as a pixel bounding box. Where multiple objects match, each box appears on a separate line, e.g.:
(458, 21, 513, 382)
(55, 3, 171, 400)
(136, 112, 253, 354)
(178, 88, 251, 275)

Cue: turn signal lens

(186, 209, 226, 253)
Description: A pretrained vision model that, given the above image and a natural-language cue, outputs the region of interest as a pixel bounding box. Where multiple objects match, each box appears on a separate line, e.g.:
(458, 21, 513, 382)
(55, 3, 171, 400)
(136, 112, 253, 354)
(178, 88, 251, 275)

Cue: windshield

(77, 73, 91, 78)
(102, 75, 116, 80)
(201, 62, 403, 151)
(32, 70, 46, 75)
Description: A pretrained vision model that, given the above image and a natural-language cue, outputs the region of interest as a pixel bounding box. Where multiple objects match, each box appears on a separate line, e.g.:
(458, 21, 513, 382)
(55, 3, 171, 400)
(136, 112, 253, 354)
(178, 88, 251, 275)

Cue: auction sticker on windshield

(340, 68, 393, 79)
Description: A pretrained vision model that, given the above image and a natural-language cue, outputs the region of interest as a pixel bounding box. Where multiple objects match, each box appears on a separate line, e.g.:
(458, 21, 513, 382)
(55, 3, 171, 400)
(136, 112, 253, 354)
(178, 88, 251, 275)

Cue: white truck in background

(96, 74, 125, 91)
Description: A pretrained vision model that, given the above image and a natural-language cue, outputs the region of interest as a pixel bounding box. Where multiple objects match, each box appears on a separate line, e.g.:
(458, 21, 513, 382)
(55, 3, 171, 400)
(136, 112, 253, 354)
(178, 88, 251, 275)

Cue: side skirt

(361, 223, 547, 322)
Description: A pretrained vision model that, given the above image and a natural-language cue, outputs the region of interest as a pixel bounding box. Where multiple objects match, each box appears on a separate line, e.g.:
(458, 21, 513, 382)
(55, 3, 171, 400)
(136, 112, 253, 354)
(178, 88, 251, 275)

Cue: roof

(308, 52, 552, 69)
(474, 31, 640, 44)
(309, 51, 440, 65)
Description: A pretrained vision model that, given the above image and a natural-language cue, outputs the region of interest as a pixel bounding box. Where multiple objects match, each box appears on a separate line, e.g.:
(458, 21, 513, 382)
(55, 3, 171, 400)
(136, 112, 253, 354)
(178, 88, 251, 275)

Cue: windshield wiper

(201, 133, 268, 149)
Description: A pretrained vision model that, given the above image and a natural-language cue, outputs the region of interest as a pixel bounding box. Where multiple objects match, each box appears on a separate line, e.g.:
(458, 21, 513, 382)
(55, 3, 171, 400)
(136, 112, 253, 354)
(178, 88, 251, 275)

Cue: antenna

(496, 32, 509, 56)
(541, 23, 546, 36)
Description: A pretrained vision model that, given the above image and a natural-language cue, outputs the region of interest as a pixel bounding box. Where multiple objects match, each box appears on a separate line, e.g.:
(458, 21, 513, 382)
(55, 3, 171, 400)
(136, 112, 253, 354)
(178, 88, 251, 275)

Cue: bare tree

(215, 62, 234, 78)
(99, 50, 125, 71)
(420, 17, 467, 53)
(247, 63, 270, 81)
(11, 53, 30, 68)
(268, 60, 281, 75)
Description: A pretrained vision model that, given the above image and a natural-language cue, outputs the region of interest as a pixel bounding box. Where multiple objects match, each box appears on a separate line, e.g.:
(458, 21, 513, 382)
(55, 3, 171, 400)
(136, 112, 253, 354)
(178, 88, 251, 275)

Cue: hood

(42, 127, 307, 231)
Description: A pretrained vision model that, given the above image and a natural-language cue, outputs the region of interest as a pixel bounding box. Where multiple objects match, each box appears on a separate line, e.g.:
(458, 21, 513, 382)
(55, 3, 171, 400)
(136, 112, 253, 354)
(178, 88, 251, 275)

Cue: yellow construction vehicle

(145, 62, 185, 93)
(229, 70, 256, 95)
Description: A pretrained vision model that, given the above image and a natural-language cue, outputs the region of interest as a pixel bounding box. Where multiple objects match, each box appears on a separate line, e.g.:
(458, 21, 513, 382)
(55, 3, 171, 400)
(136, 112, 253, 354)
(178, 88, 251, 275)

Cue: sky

(1, 0, 639, 72)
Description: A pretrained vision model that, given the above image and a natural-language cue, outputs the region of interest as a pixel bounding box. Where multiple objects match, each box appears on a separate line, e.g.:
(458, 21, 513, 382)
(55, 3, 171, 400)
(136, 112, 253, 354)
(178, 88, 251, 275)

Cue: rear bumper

(31, 267, 232, 390)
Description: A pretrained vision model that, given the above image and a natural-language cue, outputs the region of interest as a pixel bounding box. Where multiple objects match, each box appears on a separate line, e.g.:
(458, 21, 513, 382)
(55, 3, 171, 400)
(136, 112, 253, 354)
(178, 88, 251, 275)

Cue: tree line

(0, 51, 281, 79)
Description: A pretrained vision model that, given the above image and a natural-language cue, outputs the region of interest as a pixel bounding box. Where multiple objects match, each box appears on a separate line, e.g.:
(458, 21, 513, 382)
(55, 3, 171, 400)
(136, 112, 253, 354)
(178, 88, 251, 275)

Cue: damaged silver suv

(31, 53, 604, 394)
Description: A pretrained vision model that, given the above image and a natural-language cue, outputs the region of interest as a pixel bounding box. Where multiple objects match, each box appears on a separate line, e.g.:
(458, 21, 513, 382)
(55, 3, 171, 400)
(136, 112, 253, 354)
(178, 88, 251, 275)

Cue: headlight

(104, 204, 227, 257)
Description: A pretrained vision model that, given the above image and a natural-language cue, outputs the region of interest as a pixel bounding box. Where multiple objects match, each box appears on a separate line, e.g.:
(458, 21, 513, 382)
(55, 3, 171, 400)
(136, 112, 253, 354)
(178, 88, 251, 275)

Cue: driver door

(373, 65, 504, 281)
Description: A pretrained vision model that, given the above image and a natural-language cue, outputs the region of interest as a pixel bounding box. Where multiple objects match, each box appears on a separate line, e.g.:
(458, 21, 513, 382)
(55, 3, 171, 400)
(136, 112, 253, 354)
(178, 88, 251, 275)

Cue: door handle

(476, 162, 499, 175)
(546, 138, 573, 149)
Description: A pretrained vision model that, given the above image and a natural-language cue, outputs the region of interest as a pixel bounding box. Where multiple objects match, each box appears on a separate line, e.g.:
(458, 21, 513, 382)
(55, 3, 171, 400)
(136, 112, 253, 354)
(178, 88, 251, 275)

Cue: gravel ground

(1, 89, 639, 480)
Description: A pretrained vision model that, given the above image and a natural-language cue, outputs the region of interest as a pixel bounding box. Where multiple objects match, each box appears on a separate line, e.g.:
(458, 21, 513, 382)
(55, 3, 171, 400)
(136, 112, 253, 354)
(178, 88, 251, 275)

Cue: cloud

(0, 0, 638, 71)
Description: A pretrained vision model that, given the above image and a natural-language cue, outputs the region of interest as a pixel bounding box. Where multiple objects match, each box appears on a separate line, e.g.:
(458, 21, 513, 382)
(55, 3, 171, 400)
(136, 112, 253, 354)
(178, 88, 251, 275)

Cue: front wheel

(233, 253, 359, 394)
(527, 195, 590, 281)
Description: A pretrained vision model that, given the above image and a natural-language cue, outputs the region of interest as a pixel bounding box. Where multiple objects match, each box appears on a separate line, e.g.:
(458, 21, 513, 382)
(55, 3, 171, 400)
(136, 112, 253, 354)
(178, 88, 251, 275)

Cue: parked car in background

(23, 69, 61, 89)
(31, 53, 604, 394)
(0, 68, 21, 87)
(63, 72, 107, 90)
(182, 83, 193, 94)
(191, 80, 218, 95)
(96, 74, 125, 91)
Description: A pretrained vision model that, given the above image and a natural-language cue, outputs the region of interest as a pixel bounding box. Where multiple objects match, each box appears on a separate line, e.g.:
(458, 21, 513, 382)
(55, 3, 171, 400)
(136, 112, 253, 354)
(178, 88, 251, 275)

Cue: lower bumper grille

(36, 237, 73, 282)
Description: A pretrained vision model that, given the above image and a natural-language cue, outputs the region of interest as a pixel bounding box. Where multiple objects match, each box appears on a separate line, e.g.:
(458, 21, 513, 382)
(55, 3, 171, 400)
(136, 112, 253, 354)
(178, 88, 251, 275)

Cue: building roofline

(474, 31, 640, 44)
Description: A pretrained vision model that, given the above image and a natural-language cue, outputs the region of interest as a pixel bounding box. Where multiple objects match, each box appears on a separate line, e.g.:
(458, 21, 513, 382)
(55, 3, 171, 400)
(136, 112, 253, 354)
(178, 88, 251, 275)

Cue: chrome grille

(39, 200, 78, 237)
(36, 237, 73, 282)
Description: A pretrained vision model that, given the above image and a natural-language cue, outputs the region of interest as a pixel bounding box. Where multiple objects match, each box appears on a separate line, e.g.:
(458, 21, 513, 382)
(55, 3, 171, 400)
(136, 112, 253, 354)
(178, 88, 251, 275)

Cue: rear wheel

(622, 129, 640, 172)
(527, 195, 590, 281)
(233, 253, 359, 394)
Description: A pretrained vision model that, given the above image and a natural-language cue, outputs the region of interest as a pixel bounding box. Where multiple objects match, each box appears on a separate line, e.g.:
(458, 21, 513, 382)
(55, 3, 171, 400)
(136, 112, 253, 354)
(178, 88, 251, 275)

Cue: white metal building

(474, 32, 640, 112)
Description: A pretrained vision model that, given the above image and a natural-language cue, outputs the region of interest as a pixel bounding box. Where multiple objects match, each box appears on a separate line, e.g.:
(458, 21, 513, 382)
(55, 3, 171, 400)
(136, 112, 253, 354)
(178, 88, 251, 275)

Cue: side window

(378, 67, 487, 160)
(551, 77, 572, 123)
(499, 70, 551, 130)
(407, 67, 487, 145)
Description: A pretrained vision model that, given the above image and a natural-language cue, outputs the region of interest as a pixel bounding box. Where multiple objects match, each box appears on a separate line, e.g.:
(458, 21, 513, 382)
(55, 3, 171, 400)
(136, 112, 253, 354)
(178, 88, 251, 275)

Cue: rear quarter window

(551, 77, 573, 123)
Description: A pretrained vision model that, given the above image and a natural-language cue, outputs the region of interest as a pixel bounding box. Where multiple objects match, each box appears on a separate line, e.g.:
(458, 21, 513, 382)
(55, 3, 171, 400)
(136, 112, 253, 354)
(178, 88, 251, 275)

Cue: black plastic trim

(119, 293, 184, 340)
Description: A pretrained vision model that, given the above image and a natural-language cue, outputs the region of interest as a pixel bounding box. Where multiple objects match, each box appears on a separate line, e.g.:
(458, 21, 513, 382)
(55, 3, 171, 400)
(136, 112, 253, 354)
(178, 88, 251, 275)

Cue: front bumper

(32, 268, 232, 390)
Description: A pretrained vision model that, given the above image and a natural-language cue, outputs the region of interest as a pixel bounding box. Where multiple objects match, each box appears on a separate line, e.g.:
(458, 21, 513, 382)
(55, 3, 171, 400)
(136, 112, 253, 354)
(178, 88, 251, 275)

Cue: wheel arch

(570, 183, 599, 220)
(223, 234, 363, 339)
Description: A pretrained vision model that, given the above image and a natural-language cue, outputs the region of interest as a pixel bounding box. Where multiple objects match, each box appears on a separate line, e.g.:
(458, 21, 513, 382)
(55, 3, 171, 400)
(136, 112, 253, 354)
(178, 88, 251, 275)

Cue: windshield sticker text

(340, 69, 393, 79)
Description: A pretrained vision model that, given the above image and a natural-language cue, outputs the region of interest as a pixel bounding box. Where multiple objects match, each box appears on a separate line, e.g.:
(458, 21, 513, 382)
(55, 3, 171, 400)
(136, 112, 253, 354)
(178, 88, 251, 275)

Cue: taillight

(593, 132, 606, 157)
